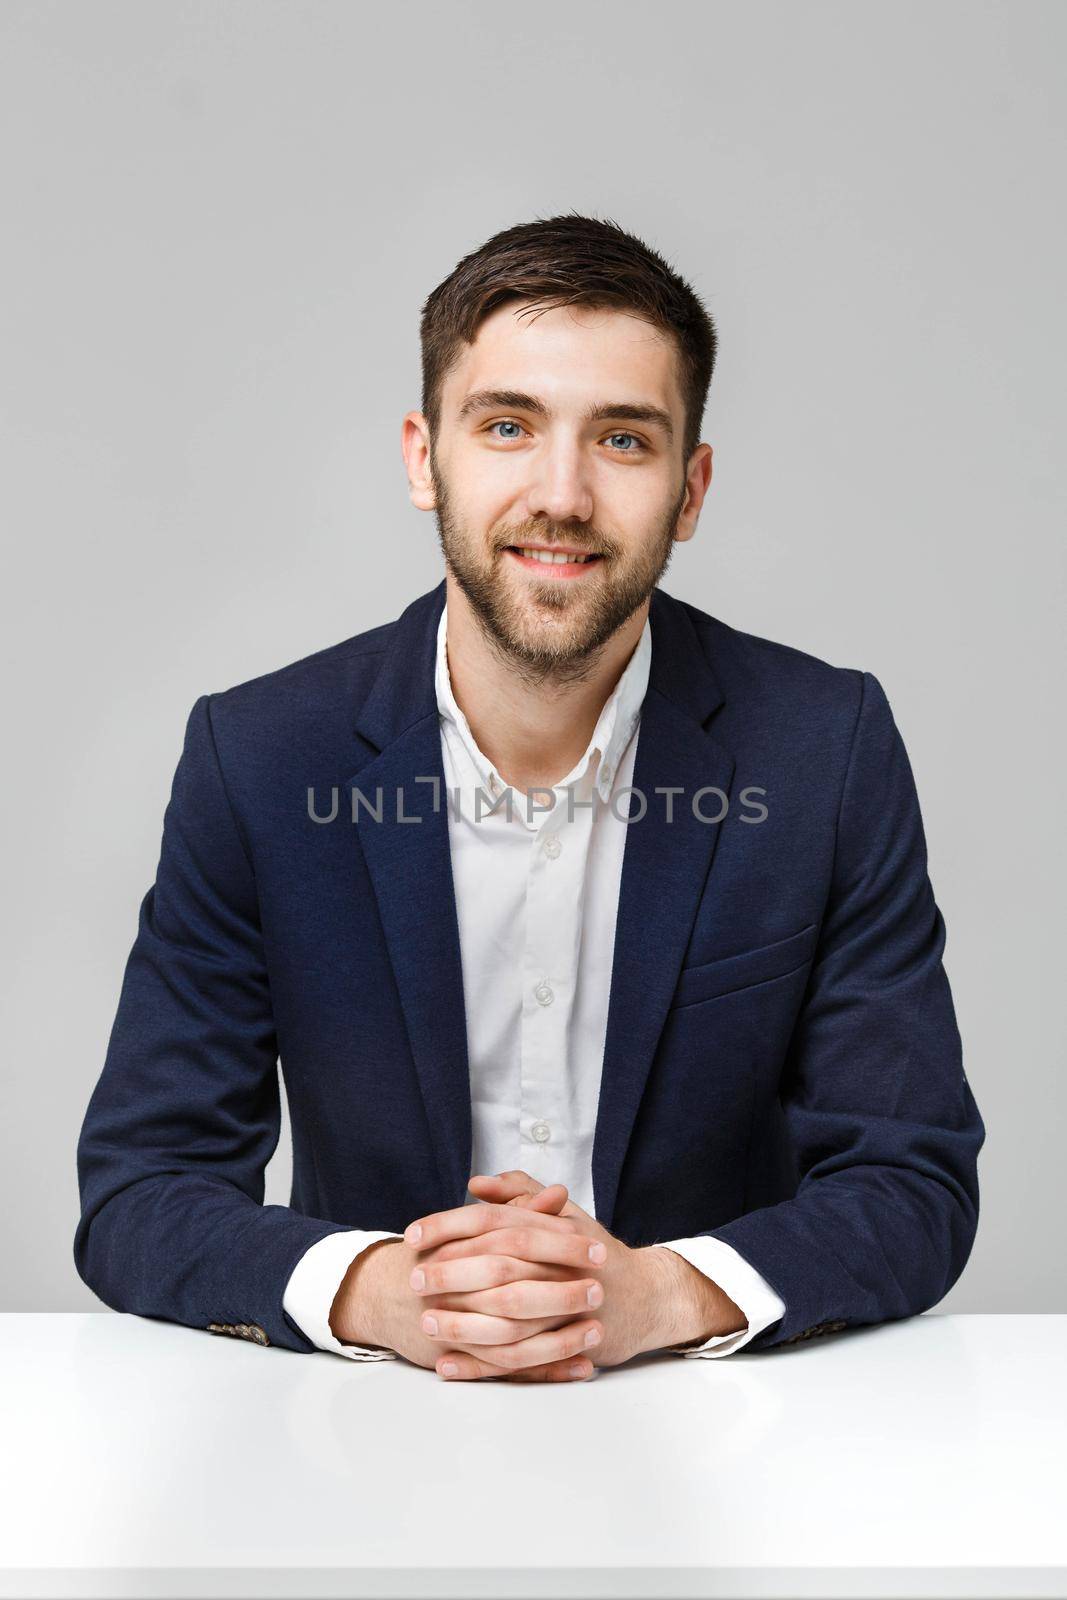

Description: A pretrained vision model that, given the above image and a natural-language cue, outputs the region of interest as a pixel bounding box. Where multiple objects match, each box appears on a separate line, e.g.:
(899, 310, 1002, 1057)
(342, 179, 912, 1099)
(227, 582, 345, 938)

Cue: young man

(74, 214, 985, 1383)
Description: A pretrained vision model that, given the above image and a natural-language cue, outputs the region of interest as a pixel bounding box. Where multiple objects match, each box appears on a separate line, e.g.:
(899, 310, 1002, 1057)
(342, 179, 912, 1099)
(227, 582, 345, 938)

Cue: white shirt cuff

(283, 1230, 403, 1360)
(653, 1236, 786, 1356)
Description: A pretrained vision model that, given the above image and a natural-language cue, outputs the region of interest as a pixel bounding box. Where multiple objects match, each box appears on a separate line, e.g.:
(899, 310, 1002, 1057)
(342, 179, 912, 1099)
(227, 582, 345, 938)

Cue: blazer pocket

(671, 922, 818, 1010)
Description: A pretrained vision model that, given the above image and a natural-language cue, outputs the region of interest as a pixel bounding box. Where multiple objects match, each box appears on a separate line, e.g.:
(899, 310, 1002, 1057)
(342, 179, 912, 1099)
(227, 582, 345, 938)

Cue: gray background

(1, 0, 1062, 1313)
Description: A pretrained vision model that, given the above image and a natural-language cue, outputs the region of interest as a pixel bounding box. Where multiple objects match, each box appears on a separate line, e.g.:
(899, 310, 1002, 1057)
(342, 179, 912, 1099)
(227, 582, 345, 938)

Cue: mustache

(495, 530, 612, 556)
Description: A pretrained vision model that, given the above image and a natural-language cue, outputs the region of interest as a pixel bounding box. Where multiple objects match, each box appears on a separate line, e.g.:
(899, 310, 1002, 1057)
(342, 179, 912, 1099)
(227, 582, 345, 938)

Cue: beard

(430, 445, 686, 689)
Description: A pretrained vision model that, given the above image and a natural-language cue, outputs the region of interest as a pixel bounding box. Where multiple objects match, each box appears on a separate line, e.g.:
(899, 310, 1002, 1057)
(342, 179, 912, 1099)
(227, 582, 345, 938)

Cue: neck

(442, 572, 647, 796)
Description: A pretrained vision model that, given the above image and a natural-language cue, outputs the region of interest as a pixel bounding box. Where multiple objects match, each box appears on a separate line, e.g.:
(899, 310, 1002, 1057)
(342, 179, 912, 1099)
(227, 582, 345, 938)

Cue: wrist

(637, 1245, 747, 1353)
(329, 1237, 402, 1349)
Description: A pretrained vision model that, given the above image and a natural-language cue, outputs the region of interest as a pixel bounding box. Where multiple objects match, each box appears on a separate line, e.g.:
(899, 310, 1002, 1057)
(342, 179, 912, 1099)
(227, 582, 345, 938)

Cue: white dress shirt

(283, 602, 786, 1361)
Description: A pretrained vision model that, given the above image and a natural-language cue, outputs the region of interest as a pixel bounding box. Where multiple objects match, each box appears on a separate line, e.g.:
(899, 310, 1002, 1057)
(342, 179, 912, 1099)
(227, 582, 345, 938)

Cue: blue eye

(485, 421, 647, 453)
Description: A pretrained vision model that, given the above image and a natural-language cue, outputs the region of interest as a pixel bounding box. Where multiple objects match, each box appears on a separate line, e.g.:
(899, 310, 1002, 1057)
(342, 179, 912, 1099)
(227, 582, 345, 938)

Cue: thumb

(467, 1172, 569, 1215)
(510, 1183, 569, 1214)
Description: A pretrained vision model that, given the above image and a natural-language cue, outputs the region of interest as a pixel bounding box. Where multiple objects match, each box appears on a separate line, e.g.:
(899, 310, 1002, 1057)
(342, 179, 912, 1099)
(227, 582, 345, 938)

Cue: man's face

(427, 301, 696, 679)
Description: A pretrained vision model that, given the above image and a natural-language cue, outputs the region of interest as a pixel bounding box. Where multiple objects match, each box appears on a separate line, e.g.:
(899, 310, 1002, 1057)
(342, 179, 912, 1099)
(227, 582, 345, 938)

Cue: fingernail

(440, 1360, 458, 1377)
(569, 1362, 589, 1378)
(422, 1315, 438, 1335)
(589, 1242, 606, 1263)
(406, 1223, 422, 1245)
(587, 1284, 603, 1307)
(585, 1327, 601, 1346)
(410, 1269, 425, 1291)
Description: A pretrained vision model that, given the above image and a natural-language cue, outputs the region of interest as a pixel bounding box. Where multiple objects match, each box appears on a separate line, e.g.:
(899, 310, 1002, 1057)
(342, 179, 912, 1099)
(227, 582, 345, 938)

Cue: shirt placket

(518, 766, 597, 1187)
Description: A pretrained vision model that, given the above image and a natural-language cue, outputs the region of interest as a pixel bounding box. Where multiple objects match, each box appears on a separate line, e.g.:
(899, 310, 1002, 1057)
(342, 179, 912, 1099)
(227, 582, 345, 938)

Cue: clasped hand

(404, 1170, 662, 1381)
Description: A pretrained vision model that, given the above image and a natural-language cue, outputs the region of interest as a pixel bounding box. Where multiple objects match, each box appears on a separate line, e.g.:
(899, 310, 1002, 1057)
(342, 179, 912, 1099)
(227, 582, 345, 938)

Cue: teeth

(519, 548, 593, 564)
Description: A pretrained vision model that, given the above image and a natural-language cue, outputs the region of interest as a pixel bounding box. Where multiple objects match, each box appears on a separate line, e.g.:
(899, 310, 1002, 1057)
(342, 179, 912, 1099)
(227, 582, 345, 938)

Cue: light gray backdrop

(1, 0, 1063, 1313)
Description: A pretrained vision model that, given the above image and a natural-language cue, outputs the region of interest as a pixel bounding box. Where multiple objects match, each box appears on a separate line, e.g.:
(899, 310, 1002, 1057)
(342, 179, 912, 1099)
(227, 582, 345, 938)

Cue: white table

(1, 1312, 1062, 1599)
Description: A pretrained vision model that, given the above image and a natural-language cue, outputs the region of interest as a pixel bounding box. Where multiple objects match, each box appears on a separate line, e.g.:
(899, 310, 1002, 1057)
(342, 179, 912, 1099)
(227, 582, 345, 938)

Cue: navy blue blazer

(74, 578, 985, 1353)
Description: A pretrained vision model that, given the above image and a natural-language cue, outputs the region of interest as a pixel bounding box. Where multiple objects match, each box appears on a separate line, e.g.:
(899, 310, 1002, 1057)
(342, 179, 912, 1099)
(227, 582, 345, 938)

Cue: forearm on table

(637, 1244, 748, 1352)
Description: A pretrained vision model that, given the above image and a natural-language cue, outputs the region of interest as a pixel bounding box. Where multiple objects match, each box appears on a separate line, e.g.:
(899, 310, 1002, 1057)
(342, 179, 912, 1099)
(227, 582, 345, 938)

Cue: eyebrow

(456, 388, 675, 443)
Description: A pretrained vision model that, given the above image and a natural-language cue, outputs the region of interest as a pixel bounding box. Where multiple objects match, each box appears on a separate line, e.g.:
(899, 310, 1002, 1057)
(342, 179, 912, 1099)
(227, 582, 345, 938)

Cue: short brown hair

(420, 212, 717, 464)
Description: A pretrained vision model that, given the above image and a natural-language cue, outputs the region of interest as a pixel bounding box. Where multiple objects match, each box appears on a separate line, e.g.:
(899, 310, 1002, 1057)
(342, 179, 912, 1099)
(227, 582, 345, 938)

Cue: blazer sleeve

(73, 694, 358, 1353)
(703, 670, 986, 1349)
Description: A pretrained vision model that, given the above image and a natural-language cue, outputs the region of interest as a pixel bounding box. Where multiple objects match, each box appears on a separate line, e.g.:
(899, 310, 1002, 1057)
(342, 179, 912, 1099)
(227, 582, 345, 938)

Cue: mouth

(504, 546, 605, 579)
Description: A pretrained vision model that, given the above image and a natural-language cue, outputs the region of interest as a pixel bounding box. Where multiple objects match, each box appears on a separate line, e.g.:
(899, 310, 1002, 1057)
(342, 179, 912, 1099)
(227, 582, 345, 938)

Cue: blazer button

(206, 1320, 268, 1345)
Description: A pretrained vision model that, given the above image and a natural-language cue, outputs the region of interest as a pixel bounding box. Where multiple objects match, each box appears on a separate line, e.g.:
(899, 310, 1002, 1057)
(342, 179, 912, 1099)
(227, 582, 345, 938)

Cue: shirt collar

(434, 602, 651, 804)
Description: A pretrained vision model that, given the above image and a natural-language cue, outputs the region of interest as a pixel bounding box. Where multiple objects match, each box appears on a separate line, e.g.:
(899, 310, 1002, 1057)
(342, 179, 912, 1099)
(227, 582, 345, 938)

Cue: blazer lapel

(345, 582, 473, 1208)
(591, 588, 734, 1229)
(343, 580, 735, 1227)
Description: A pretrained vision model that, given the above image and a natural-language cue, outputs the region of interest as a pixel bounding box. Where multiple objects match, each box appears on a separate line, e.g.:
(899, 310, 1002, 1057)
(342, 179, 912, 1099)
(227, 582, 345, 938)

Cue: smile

(505, 547, 604, 578)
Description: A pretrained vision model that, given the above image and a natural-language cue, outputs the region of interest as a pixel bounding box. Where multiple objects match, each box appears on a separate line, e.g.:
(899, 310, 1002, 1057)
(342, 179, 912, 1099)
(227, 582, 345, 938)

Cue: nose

(523, 437, 594, 526)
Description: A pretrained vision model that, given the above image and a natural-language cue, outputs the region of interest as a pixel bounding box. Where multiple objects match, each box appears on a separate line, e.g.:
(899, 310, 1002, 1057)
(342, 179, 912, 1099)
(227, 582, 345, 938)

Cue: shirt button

(533, 980, 554, 1006)
(531, 1120, 551, 1144)
(542, 833, 561, 859)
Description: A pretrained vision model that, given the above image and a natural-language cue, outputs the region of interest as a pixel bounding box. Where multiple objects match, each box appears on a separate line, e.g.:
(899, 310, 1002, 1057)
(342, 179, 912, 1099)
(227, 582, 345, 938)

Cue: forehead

(444, 301, 680, 414)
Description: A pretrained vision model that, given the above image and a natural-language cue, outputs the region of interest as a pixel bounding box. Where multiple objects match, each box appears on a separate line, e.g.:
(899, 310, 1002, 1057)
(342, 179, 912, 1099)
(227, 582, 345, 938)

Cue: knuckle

(496, 1284, 521, 1317)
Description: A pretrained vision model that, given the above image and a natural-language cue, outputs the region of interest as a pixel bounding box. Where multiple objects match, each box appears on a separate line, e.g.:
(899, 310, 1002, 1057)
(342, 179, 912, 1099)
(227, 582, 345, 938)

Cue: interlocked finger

(438, 1316, 603, 1370)
(436, 1350, 596, 1382)
(422, 1224, 605, 1274)
(412, 1249, 575, 1296)
(419, 1303, 578, 1345)
(429, 1275, 604, 1320)
(407, 1202, 578, 1253)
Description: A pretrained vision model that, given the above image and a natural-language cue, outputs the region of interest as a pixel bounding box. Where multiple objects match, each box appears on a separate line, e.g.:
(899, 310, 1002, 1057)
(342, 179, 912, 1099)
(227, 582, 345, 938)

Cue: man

(74, 214, 985, 1383)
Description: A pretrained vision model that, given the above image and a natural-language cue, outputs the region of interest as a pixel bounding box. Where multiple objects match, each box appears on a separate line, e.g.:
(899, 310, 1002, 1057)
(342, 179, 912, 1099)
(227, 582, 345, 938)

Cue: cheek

(450, 450, 525, 517)
(600, 476, 675, 532)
